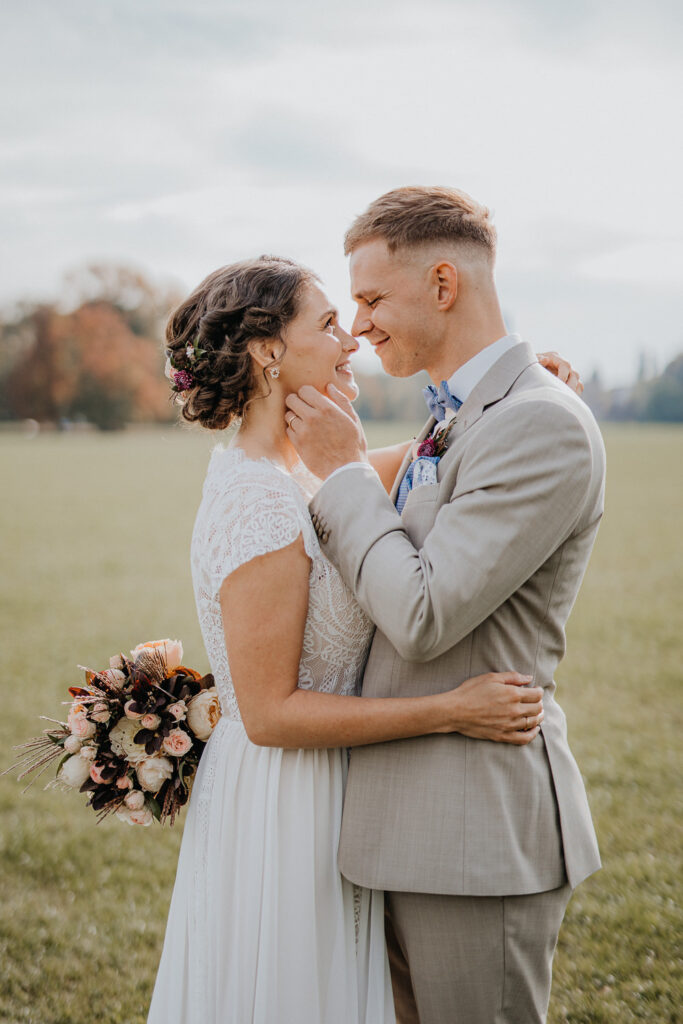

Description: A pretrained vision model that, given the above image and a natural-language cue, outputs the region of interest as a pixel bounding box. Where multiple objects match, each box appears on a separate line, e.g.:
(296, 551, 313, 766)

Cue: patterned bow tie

(423, 380, 462, 421)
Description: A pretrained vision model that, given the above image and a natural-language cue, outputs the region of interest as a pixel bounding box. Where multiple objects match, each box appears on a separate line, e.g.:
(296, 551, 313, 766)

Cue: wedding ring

(524, 716, 530, 731)
(286, 414, 298, 428)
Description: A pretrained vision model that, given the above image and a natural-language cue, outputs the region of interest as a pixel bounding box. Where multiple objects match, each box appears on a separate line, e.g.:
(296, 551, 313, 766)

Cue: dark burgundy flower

(173, 370, 194, 392)
(417, 437, 437, 457)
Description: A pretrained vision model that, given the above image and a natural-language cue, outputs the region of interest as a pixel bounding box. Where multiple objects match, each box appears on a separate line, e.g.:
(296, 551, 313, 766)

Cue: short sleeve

(204, 463, 311, 596)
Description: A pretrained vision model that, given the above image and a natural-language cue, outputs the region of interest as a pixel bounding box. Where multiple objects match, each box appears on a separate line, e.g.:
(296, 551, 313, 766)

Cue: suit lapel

(437, 342, 538, 476)
(450, 341, 538, 441)
(389, 416, 435, 503)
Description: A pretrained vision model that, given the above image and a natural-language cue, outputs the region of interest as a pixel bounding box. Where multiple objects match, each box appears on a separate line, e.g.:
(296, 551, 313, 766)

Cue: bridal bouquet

(5, 639, 220, 826)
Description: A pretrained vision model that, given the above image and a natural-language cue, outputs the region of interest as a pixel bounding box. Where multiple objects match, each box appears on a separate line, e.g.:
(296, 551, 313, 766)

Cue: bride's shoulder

(203, 444, 302, 505)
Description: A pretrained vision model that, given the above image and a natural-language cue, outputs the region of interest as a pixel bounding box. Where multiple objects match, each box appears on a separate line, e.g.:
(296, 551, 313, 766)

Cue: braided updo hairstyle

(165, 255, 318, 430)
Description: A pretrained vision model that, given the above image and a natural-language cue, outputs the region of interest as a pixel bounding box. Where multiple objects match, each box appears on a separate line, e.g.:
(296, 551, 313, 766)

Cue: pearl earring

(269, 366, 280, 379)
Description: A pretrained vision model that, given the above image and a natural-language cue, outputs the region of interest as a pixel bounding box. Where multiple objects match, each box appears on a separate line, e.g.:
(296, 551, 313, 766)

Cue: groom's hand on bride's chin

(284, 384, 369, 479)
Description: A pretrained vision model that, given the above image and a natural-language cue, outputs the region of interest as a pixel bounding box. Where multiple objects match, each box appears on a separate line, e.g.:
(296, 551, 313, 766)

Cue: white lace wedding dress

(147, 445, 395, 1024)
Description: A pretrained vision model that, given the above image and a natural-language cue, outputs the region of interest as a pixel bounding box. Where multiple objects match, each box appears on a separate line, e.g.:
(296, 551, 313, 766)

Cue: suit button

(321, 531, 329, 543)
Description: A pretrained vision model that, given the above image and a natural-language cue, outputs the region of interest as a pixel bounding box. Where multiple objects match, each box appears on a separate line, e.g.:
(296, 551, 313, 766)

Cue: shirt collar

(445, 333, 522, 406)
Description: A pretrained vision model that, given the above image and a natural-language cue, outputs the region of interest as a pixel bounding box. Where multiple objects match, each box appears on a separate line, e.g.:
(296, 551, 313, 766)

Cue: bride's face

(278, 283, 360, 401)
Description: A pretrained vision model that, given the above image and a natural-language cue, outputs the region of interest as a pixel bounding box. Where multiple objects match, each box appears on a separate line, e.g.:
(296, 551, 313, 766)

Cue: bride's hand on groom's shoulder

(285, 384, 369, 479)
(442, 671, 546, 746)
(537, 351, 584, 394)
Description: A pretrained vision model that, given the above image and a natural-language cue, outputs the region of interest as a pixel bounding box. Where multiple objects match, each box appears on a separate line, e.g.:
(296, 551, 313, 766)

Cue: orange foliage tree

(0, 264, 182, 429)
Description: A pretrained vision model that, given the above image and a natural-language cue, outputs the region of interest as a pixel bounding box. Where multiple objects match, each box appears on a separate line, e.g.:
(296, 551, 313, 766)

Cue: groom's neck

(426, 294, 508, 385)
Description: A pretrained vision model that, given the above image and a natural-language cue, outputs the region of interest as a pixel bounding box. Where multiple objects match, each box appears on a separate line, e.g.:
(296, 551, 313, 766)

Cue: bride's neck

(233, 390, 299, 470)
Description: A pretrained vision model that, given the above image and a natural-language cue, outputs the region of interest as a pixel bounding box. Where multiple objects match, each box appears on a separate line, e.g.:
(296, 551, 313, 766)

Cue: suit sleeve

(309, 398, 601, 663)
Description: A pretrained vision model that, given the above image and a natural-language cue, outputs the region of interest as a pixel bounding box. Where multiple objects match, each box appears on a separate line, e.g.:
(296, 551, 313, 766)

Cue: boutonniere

(411, 415, 458, 461)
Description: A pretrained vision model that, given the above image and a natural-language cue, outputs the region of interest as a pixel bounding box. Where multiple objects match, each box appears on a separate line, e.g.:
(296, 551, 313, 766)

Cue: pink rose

(89, 763, 107, 785)
(67, 704, 96, 740)
(124, 701, 144, 720)
(167, 701, 187, 721)
(141, 713, 160, 730)
(79, 744, 97, 762)
(124, 789, 145, 810)
(116, 775, 132, 790)
(91, 702, 111, 723)
(162, 728, 193, 757)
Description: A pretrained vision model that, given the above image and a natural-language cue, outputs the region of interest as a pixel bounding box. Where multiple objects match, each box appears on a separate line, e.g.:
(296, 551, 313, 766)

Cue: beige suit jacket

(309, 341, 605, 896)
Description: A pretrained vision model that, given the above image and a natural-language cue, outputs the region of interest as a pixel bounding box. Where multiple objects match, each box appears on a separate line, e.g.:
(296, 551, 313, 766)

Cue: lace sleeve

(205, 465, 311, 597)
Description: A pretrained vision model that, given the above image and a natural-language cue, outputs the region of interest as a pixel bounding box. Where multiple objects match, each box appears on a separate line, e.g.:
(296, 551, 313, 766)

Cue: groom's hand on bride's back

(285, 384, 369, 479)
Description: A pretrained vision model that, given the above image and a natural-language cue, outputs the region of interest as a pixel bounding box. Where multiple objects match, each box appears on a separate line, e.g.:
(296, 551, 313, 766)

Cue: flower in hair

(165, 340, 206, 398)
(172, 370, 195, 392)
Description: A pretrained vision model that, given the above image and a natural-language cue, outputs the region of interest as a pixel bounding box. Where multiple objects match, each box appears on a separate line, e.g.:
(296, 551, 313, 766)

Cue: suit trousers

(385, 883, 572, 1024)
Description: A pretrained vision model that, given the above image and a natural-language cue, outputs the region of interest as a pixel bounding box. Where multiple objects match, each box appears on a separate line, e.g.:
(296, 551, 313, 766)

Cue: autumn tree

(0, 264, 181, 429)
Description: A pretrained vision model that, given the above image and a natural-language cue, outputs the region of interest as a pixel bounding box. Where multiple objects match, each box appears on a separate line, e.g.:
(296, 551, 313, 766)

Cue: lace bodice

(190, 445, 375, 723)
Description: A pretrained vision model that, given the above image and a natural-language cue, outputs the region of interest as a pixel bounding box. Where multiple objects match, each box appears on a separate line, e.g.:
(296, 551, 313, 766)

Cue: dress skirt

(148, 717, 395, 1024)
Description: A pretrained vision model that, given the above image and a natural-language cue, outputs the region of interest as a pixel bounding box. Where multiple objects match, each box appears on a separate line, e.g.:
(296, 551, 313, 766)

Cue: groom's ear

(432, 262, 458, 311)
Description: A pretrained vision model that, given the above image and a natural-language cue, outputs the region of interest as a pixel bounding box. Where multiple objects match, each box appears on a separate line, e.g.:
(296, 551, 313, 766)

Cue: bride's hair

(165, 255, 317, 430)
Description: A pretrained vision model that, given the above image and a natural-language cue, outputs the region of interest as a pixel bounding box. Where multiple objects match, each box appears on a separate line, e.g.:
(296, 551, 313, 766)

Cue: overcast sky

(1, 0, 681, 385)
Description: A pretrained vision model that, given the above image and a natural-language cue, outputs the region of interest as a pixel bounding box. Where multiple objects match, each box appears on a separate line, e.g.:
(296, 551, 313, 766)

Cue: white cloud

(0, 0, 681, 386)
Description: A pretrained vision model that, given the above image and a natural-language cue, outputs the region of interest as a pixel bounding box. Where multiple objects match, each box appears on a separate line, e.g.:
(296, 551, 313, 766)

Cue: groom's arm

(309, 397, 603, 663)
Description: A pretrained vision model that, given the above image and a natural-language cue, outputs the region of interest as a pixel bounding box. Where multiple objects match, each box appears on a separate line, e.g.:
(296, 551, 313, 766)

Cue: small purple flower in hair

(172, 370, 194, 392)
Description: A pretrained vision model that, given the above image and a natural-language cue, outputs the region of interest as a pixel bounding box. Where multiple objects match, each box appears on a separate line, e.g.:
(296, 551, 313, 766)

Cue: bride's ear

(247, 338, 285, 374)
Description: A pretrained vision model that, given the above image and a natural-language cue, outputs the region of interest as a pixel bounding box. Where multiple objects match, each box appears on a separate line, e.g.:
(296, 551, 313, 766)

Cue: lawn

(0, 423, 681, 1023)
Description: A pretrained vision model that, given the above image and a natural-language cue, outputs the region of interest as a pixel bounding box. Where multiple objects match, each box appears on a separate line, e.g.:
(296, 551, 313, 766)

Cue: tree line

(1, 263, 681, 429)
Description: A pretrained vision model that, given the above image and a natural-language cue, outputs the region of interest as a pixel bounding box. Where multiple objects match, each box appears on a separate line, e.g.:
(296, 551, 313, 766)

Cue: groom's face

(349, 239, 438, 378)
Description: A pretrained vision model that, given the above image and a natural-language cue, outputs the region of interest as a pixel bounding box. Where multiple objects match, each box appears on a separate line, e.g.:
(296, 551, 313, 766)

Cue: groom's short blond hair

(344, 186, 497, 259)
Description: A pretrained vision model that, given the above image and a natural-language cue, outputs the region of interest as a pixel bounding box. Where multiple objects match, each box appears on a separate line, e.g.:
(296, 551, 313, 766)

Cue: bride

(147, 255, 552, 1024)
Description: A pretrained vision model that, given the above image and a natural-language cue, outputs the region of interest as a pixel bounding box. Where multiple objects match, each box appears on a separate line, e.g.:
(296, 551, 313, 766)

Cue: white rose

(124, 789, 145, 810)
(186, 687, 221, 741)
(129, 807, 153, 826)
(101, 668, 126, 687)
(108, 717, 147, 764)
(136, 755, 174, 793)
(79, 744, 97, 762)
(58, 753, 92, 789)
(130, 639, 183, 672)
(63, 735, 82, 754)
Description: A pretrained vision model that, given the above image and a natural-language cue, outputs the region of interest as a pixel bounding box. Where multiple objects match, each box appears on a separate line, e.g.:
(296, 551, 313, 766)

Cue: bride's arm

(220, 536, 543, 749)
(367, 440, 413, 493)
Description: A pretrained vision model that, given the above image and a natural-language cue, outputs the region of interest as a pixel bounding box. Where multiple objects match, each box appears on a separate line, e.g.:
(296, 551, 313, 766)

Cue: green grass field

(1, 423, 681, 1024)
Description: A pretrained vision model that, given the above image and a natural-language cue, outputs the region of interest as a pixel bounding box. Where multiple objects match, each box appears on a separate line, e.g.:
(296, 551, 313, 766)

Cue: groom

(285, 186, 605, 1023)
